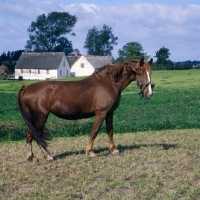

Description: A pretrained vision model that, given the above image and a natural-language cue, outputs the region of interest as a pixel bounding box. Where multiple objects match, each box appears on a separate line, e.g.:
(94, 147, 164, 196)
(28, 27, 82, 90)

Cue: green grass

(0, 70, 200, 141)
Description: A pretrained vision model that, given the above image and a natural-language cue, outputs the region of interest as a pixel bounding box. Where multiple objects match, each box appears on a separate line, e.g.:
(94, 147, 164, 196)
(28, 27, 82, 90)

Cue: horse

(18, 57, 153, 161)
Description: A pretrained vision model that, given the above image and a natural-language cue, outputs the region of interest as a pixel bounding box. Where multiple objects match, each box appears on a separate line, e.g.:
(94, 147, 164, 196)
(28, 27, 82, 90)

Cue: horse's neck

(97, 67, 134, 92)
(115, 76, 133, 93)
(110, 72, 134, 93)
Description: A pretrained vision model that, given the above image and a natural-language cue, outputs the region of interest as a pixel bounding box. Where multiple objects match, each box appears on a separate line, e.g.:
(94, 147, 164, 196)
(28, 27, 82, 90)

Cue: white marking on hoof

(111, 149, 119, 155)
(86, 150, 96, 157)
(46, 155, 54, 161)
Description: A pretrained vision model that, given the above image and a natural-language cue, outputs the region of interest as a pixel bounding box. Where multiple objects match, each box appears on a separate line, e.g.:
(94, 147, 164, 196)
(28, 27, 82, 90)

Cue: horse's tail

(18, 85, 48, 149)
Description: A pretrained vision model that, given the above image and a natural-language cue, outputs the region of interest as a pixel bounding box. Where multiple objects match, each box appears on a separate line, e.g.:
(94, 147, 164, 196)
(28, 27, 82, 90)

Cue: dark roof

(67, 55, 113, 68)
(67, 56, 80, 67)
(15, 52, 65, 69)
(84, 55, 113, 69)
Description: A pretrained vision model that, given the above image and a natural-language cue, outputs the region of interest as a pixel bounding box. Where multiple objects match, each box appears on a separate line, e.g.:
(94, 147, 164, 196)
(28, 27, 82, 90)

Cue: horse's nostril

(145, 92, 152, 99)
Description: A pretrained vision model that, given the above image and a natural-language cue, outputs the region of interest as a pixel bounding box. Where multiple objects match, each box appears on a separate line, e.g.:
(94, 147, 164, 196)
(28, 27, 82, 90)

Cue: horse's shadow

(53, 143, 177, 160)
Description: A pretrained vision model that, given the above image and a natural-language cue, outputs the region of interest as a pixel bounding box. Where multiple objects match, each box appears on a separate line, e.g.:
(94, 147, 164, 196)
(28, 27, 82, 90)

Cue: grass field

(0, 70, 200, 199)
(1, 70, 200, 140)
(0, 130, 200, 199)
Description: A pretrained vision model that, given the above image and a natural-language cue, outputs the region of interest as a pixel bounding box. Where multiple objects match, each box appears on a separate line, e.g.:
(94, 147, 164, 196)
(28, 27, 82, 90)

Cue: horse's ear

(139, 57, 144, 66)
(149, 58, 153, 65)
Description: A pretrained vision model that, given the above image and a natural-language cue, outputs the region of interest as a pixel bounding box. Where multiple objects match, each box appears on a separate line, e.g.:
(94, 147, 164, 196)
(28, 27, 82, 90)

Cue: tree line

(0, 50, 24, 73)
(1, 11, 194, 73)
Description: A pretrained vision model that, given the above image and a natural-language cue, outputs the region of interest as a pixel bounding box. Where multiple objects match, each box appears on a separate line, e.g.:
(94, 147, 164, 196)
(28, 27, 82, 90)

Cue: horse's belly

(51, 105, 94, 120)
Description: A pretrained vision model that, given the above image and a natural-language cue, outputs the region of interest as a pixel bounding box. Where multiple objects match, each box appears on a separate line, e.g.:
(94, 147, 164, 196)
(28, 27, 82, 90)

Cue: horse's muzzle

(139, 83, 155, 99)
(144, 92, 152, 99)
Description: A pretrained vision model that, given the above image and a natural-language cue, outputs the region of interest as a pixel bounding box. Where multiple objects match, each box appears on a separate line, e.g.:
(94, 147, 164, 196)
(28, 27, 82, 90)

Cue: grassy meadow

(1, 70, 200, 140)
(0, 69, 200, 199)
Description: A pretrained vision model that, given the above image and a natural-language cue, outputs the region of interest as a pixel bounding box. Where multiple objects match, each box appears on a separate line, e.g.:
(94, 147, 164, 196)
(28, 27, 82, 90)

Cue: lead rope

(142, 96, 147, 113)
(134, 91, 147, 127)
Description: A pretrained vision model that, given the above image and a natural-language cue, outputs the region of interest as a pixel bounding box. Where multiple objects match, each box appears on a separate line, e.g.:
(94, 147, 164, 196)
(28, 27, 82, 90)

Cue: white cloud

(1, 1, 200, 61)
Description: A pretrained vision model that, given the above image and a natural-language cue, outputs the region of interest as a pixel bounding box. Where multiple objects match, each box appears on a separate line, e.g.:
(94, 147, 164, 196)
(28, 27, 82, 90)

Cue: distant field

(0, 69, 200, 141)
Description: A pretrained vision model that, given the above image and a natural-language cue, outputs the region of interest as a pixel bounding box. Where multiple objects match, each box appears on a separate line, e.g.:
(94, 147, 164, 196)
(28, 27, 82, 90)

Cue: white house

(68, 55, 113, 77)
(15, 52, 70, 80)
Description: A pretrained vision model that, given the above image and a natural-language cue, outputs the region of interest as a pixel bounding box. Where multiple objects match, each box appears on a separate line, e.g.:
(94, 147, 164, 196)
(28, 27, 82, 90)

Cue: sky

(1, 0, 200, 61)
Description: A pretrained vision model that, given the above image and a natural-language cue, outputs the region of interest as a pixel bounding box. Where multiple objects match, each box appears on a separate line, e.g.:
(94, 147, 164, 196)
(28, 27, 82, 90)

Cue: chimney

(75, 49, 79, 57)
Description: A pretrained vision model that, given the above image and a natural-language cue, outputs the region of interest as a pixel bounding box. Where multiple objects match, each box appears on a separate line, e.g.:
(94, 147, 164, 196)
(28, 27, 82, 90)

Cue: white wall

(71, 56, 94, 77)
(57, 55, 71, 78)
(15, 69, 58, 80)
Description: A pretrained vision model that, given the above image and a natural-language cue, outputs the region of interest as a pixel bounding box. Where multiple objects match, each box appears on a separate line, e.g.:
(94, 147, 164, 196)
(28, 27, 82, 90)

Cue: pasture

(0, 70, 200, 199)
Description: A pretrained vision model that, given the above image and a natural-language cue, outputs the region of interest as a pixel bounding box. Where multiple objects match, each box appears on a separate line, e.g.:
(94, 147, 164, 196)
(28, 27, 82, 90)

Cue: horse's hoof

(46, 155, 54, 161)
(86, 150, 96, 157)
(111, 149, 119, 155)
(90, 153, 96, 157)
(27, 155, 38, 162)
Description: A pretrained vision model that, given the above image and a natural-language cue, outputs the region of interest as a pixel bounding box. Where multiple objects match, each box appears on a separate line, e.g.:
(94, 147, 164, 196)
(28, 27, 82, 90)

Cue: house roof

(67, 55, 113, 69)
(67, 56, 80, 67)
(85, 55, 113, 69)
(15, 52, 65, 69)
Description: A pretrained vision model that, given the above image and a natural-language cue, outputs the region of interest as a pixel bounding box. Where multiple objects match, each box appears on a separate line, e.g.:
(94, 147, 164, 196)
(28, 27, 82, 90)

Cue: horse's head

(133, 57, 154, 99)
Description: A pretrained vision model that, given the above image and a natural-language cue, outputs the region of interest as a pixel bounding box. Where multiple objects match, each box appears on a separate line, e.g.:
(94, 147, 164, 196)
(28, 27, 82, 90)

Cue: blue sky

(1, 0, 200, 61)
(55, 0, 200, 6)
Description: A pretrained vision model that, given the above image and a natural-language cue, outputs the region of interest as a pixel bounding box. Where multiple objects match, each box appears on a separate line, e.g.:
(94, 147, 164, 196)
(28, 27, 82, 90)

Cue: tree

(154, 46, 172, 70)
(11, 50, 24, 61)
(84, 25, 118, 56)
(114, 42, 149, 63)
(0, 50, 24, 73)
(25, 12, 77, 55)
(0, 52, 8, 62)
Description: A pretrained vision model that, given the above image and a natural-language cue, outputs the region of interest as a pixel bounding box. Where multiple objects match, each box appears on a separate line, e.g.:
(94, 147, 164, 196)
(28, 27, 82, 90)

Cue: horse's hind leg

(39, 145, 53, 161)
(105, 112, 119, 154)
(35, 117, 53, 161)
(26, 129, 36, 161)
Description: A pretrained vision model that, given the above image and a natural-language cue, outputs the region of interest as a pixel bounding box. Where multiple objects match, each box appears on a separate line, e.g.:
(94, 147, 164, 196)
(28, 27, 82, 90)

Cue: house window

(29, 69, 31, 74)
(38, 69, 40, 74)
(46, 70, 49, 74)
(81, 63, 84, 68)
(67, 70, 68, 75)
(63, 62, 65, 66)
(21, 69, 23, 74)
(60, 70, 62, 75)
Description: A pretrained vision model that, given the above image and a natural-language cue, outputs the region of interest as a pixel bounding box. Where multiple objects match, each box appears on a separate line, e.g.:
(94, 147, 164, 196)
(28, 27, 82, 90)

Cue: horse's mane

(93, 60, 139, 82)
(94, 60, 139, 75)
(94, 64, 113, 74)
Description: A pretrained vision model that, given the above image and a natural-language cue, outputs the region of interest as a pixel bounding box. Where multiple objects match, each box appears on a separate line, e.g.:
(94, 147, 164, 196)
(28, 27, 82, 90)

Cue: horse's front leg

(105, 112, 119, 154)
(86, 113, 106, 157)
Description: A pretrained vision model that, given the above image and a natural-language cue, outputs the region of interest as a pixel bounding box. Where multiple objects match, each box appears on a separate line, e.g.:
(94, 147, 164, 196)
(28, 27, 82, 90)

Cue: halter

(136, 75, 151, 95)
(94, 72, 102, 81)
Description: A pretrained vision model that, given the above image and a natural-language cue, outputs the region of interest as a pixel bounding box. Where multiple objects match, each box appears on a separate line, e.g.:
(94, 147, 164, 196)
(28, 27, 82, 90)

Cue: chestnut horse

(18, 57, 153, 161)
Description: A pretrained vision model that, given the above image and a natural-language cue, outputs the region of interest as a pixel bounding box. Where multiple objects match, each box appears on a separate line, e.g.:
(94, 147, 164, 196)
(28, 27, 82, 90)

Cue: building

(15, 52, 70, 80)
(15, 52, 113, 79)
(68, 55, 113, 77)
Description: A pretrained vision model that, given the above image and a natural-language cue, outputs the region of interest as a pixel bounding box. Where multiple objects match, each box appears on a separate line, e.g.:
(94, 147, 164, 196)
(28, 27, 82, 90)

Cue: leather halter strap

(136, 75, 151, 95)
(94, 72, 102, 80)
